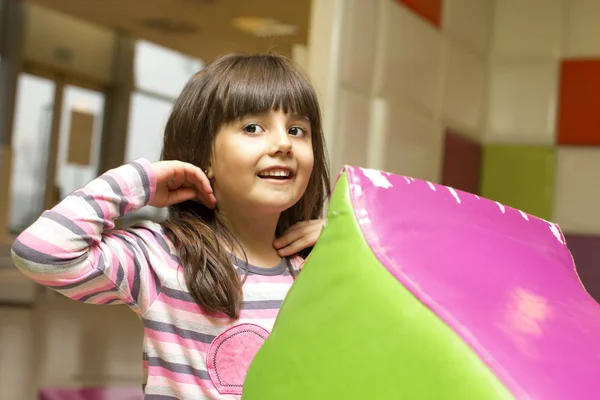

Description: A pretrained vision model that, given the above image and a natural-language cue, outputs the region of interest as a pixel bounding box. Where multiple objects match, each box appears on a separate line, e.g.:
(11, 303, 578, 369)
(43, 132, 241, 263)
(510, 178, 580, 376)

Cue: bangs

(213, 55, 319, 124)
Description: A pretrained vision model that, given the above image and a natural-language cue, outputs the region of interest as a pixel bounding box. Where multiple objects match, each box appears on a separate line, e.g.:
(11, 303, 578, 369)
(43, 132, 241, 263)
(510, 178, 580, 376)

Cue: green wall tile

(480, 146, 555, 221)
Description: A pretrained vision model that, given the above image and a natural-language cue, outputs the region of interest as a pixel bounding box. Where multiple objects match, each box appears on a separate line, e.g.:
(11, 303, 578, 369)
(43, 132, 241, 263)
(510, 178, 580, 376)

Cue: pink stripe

(107, 171, 136, 214)
(135, 229, 181, 272)
(147, 376, 217, 398)
(88, 245, 107, 270)
(17, 231, 82, 261)
(149, 366, 212, 388)
(145, 327, 211, 353)
(90, 292, 123, 304)
(51, 205, 97, 239)
(71, 279, 115, 300)
(156, 295, 281, 320)
(135, 158, 157, 203)
(243, 274, 295, 284)
(239, 308, 280, 319)
(119, 238, 137, 296)
(30, 263, 100, 287)
(33, 273, 88, 288)
(150, 303, 231, 328)
(140, 160, 156, 202)
(93, 245, 123, 289)
(147, 268, 159, 306)
(158, 294, 206, 314)
(76, 187, 112, 221)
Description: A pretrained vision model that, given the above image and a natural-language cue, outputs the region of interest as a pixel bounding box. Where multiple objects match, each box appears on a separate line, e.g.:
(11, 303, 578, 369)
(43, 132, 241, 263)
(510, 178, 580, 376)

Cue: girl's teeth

(261, 170, 289, 177)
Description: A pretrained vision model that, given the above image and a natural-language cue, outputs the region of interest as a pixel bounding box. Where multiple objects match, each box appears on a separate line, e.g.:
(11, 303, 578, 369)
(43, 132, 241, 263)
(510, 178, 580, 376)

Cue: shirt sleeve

(11, 158, 170, 315)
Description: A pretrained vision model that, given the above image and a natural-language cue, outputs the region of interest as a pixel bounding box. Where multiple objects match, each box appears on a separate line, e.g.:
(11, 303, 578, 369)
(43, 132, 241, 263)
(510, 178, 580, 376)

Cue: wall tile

(379, 100, 444, 183)
(491, 0, 563, 60)
(564, 234, 600, 304)
(441, 129, 482, 194)
(440, 38, 486, 138)
(557, 59, 600, 145)
(480, 145, 555, 221)
(553, 147, 600, 234)
(332, 88, 372, 177)
(486, 62, 559, 145)
(374, 0, 442, 117)
(564, 0, 600, 58)
(397, 0, 443, 27)
(442, 0, 493, 55)
(339, 0, 378, 93)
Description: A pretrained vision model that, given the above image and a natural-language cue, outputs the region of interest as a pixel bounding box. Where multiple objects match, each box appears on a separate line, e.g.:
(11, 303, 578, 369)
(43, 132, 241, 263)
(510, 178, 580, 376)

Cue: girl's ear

(205, 166, 214, 179)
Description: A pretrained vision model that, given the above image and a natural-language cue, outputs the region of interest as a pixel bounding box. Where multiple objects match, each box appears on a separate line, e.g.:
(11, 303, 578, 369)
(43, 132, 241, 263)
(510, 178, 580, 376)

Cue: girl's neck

(220, 209, 282, 268)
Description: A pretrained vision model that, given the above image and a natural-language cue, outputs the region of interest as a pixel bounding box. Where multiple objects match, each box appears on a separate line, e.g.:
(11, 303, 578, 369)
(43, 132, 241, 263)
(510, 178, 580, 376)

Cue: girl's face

(209, 109, 314, 216)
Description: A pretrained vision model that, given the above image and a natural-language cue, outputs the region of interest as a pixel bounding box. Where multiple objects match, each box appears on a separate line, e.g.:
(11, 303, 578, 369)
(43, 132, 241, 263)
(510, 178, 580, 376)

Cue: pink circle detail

(206, 323, 270, 395)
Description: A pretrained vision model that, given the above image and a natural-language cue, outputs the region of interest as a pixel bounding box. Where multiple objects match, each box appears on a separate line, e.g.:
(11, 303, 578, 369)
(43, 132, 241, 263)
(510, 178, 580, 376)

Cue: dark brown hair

(160, 53, 330, 319)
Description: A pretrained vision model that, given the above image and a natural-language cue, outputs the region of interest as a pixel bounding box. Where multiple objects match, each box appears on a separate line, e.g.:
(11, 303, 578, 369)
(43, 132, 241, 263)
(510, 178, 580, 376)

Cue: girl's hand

(149, 161, 217, 209)
(274, 219, 326, 257)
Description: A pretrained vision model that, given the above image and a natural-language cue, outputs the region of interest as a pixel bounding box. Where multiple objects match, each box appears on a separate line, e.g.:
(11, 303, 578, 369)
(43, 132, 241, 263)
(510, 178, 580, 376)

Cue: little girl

(11, 53, 330, 399)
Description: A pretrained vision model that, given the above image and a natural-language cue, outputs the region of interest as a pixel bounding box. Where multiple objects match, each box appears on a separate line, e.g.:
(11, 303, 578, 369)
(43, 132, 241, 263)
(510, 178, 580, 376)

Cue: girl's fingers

(274, 225, 312, 249)
(277, 232, 318, 256)
(165, 188, 198, 207)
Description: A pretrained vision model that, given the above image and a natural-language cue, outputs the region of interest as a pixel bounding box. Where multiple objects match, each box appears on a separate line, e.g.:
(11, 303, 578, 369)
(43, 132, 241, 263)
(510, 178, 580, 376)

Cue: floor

(0, 291, 144, 399)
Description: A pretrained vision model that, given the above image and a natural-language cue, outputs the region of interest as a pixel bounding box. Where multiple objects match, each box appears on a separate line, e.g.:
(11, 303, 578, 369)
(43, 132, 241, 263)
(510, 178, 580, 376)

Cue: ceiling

(28, 0, 312, 61)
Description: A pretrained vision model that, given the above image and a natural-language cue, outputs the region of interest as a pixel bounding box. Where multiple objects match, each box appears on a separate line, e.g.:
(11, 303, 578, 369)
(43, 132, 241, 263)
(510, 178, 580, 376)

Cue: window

(125, 93, 172, 163)
(134, 40, 203, 99)
(9, 74, 55, 233)
(122, 40, 203, 224)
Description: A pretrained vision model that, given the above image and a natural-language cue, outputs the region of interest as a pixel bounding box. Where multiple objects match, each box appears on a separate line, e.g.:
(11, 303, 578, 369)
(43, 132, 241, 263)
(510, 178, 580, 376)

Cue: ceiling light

(232, 17, 298, 37)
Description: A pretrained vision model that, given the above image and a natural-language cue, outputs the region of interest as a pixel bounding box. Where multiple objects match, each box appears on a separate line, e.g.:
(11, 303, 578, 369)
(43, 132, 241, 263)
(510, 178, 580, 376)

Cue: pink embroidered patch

(206, 323, 270, 395)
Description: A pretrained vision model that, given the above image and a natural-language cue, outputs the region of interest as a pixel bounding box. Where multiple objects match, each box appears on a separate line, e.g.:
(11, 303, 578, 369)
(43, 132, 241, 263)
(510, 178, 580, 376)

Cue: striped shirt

(11, 158, 303, 399)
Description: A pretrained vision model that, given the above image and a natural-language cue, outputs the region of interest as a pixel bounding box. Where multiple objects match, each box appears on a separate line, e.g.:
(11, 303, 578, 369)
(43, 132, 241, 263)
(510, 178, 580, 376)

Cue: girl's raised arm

(11, 159, 168, 315)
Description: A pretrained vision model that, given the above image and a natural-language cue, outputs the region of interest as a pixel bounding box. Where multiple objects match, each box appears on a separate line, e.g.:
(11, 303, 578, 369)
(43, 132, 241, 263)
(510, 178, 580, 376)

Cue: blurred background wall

(0, 0, 599, 398)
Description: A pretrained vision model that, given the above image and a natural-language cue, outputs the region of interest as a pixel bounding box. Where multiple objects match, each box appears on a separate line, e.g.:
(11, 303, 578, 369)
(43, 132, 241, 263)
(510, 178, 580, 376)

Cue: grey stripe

(12, 239, 86, 266)
(231, 254, 292, 276)
(120, 230, 164, 298)
(102, 297, 129, 306)
(130, 160, 152, 204)
(114, 234, 141, 303)
(161, 286, 196, 303)
(161, 286, 283, 310)
(115, 259, 125, 289)
(47, 268, 103, 289)
(43, 211, 94, 245)
(78, 288, 115, 302)
(99, 175, 129, 216)
(133, 233, 163, 297)
(147, 356, 210, 380)
(144, 395, 179, 400)
(72, 191, 109, 229)
(242, 299, 283, 309)
(144, 319, 215, 344)
(45, 253, 106, 289)
(146, 227, 180, 264)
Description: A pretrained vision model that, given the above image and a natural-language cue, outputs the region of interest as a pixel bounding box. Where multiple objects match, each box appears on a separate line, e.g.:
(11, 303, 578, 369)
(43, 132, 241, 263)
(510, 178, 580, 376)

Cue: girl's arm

(11, 159, 167, 315)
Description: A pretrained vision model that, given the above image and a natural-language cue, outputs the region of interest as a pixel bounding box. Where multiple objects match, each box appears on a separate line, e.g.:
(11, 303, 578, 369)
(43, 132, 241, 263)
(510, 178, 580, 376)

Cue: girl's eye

(243, 124, 264, 134)
(289, 126, 307, 137)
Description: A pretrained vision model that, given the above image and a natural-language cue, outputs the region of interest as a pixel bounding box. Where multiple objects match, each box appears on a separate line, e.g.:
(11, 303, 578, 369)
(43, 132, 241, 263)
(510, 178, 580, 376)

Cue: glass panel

(134, 40, 203, 99)
(9, 74, 55, 233)
(121, 92, 174, 224)
(125, 92, 172, 162)
(56, 85, 105, 200)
